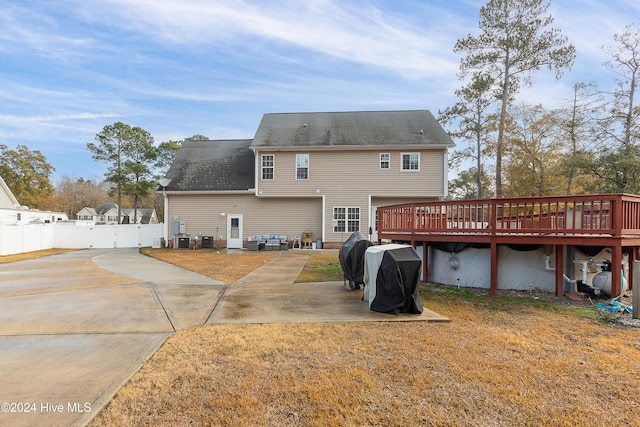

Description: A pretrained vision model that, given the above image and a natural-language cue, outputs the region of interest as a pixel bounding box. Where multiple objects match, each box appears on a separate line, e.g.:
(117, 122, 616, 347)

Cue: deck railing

(378, 194, 640, 238)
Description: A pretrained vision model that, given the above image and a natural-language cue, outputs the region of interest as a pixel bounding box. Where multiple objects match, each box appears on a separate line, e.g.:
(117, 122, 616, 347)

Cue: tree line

(442, 0, 640, 199)
(0, 126, 205, 222)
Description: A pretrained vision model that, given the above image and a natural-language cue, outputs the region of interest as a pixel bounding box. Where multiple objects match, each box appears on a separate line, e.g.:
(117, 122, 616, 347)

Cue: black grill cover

(339, 231, 373, 290)
(371, 247, 423, 315)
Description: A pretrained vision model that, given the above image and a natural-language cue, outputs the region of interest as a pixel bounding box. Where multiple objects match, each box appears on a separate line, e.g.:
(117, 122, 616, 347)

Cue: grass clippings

(88, 251, 640, 426)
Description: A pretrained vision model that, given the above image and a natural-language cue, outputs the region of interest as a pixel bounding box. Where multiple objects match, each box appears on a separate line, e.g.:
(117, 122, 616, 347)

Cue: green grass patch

(296, 253, 344, 283)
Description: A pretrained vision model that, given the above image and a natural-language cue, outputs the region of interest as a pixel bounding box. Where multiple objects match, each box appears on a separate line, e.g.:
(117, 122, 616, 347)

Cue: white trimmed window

(333, 207, 360, 232)
(296, 154, 309, 180)
(261, 154, 274, 180)
(379, 153, 390, 169)
(401, 153, 420, 171)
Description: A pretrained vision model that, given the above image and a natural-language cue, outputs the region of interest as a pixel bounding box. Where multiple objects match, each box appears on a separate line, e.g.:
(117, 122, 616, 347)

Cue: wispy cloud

(71, 0, 461, 78)
(0, 2, 96, 61)
(0, 112, 120, 123)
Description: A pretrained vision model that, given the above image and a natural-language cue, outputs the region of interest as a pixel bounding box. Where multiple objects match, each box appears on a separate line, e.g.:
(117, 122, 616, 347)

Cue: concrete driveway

(0, 248, 446, 427)
(0, 248, 224, 427)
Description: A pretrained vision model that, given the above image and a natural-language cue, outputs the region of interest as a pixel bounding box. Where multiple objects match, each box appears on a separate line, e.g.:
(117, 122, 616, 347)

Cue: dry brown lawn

(140, 248, 279, 284)
(0, 248, 76, 264)
(88, 250, 640, 426)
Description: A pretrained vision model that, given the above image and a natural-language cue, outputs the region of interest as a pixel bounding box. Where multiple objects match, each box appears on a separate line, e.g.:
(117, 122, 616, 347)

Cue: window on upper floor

(333, 207, 360, 233)
(401, 153, 420, 171)
(380, 153, 390, 169)
(296, 154, 309, 180)
(262, 154, 275, 180)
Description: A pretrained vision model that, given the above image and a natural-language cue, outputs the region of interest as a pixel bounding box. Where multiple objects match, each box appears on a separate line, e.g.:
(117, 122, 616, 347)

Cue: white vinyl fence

(0, 222, 164, 256)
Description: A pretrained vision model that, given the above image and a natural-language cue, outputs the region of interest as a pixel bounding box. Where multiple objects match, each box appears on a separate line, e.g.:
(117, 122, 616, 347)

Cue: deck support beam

(422, 243, 429, 283)
(633, 247, 639, 319)
(490, 241, 498, 296)
(611, 243, 622, 299)
(555, 245, 564, 296)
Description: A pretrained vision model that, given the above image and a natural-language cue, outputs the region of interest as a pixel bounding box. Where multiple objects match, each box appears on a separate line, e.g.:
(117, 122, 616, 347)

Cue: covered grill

(363, 244, 423, 315)
(339, 231, 373, 290)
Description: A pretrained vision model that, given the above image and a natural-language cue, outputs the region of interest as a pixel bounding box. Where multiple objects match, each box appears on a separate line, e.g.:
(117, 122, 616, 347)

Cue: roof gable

(76, 207, 97, 216)
(251, 110, 454, 149)
(165, 139, 254, 191)
(0, 175, 20, 209)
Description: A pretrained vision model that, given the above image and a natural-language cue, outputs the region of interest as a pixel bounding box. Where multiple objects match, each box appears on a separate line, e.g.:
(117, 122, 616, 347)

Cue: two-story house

(162, 110, 454, 248)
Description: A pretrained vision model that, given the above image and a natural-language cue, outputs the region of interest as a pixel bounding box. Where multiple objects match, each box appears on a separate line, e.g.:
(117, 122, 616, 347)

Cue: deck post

(611, 242, 623, 299)
(490, 240, 498, 296)
(555, 245, 564, 296)
(422, 242, 429, 283)
(633, 247, 639, 319)
(627, 246, 634, 293)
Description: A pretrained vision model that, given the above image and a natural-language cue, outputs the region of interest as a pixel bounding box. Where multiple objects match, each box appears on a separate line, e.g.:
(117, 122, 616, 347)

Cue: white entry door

(227, 214, 243, 249)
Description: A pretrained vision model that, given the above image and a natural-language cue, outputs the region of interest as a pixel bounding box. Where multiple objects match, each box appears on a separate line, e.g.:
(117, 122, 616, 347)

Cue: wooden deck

(378, 194, 640, 297)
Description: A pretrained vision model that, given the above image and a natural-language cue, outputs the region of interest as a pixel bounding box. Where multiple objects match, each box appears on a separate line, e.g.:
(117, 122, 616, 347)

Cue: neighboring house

(122, 208, 159, 225)
(76, 202, 158, 224)
(76, 202, 117, 223)
(162, 110, 455, 249)
(0, 174, 20, 209)
(0, 174, 68, 224)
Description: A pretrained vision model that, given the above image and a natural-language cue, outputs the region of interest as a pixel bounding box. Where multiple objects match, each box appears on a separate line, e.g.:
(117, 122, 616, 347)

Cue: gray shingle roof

(164, 139, 254, 191)
(95, 202, 118, 214)
(251, 110, 454, 148)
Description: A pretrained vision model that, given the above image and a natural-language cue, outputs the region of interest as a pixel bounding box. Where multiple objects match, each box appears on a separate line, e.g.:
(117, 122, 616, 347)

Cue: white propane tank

(591, 272, 610, 294)
(591, 271, 628, 295)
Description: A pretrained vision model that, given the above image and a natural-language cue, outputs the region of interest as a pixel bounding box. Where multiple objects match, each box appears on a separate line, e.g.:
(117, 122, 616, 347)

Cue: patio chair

(302, 230, 313, 248)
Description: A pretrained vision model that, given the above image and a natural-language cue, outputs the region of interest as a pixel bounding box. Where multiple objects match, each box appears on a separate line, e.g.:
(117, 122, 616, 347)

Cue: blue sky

(1, 0, 638, 182)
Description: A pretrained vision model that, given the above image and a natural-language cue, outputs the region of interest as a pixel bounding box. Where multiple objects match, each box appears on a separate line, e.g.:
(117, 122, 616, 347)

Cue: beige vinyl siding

(76, 207, 94, 219)
(257, 149, 445, 198)
(167, 194, 322, 243)
(168, 148, 447, 246)
(372, 196, 440, 207)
